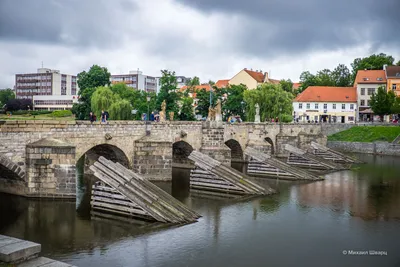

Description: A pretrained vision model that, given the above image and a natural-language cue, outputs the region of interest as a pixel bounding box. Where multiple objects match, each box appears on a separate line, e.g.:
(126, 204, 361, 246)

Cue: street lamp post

(146, 95, 151, 136)
(209, 83, 213, 108)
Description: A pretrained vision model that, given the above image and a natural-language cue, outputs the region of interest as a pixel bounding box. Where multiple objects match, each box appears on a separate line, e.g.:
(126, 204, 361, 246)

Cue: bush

(31, 110, 52, 115)
(4, 110, 52, 115)
(279, 114, 293, 123)
(51, 110, 73, 117)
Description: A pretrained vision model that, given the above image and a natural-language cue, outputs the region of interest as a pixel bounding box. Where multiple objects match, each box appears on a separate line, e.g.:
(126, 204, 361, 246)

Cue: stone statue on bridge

(255, 103, 261, 123)
(207, 99, 222, 122)
(159, 100, 166, 122)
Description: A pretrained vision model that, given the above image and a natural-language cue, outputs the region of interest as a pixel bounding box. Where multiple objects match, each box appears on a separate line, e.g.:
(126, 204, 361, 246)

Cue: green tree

(315, 69, 335, 86)
(391, 96, 400, 115)
(351, 53, 395, 78)
(179, 97, 196, 121)
(0, 89, 15, 107)
(109, 99, 132, 120)
(156, 70, 180, 116)
(91, 86, 116, 117)
(222, 84, 246, 121)
(131, 91, 157, 120)
(279, 79, 294, 93)
(195, 88, 212, 118)
(186, 76, 200, 87)
(72, 65, 111, 120)
(208, 80, 215, 86)
(396, 60, 400, 66)
(298, 71, 318, 92)
(370, 86, 396, 121)
(244, 83, 293, 122)
(332, 64, 352, 87)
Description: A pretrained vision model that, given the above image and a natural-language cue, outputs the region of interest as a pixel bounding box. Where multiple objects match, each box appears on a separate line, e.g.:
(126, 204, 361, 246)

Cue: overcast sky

(0, 0, 399, 88)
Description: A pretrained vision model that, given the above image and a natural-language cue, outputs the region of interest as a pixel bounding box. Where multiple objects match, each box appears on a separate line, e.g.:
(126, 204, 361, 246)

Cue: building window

(361, 88, 365, 95)
(348, 116, 354, 122)
(350, 104, 354, 110)
(368, 88, 375, 95)
(393, 84, 397, 90)
(323, 103, 327, 109)
(342, 104, 345, 109)
(314, 103, 318, 109)
(306, 103, 310, 109)
(332, 104, 336, 109)
(360, 100, 365, 106)
(367, 100, 371, 106)
(299, 103, 303, 109)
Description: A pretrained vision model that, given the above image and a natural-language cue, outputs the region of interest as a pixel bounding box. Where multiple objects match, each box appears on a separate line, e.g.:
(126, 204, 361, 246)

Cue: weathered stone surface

(0, 235, 41, 264)
(18, 257, 76, 267)
(327, 141, 400, 156)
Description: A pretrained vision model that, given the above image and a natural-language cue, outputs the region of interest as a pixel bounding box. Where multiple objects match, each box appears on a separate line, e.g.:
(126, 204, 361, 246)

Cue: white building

(33, 95, 79, 111)
(111, 70, 157, 92)
(353, 70, 386, 122)
(293, 86, 357, 123)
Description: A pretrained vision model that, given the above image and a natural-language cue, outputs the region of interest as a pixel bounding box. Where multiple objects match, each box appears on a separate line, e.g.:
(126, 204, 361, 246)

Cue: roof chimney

(244, 68, 247, 70)
(383, 64, 387, 70)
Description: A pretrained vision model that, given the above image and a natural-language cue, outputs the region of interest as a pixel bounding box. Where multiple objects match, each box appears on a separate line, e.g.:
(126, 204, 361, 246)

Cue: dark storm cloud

(0, 0, 138, 47)
(175, 0, 400, 57)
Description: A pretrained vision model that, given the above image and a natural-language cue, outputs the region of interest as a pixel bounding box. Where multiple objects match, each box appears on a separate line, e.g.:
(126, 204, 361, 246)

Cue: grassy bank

(328, 126, 400, 143)
(0, 114, 75, 121)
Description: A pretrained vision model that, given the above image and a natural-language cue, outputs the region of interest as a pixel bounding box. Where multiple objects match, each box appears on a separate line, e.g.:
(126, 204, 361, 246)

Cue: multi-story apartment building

(353, 70, 386, 121)
(15, 68, 78, 111)
(293, 86, 357, 123)
(385, 65, 400, 96)
(15, 68, 77, 100)
(111, 70, 157, 92)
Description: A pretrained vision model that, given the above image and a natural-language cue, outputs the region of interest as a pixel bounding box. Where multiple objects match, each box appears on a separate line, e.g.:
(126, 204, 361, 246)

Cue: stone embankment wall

(327, 141, 400, 156)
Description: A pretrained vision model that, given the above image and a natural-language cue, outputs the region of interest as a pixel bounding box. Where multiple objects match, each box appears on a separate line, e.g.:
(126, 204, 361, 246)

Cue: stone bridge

(0, 120, 329, 198)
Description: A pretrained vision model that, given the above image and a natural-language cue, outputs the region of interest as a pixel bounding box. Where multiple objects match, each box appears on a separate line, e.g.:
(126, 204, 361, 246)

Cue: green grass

(328, 126, 400, 143)
(0, 113, 75, 121)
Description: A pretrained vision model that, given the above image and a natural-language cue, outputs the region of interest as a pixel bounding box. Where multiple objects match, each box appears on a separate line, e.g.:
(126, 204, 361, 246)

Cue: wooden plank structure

(188, 151, 274, 196)
(309, 141, 363, 164)
(285, 144, 347, 171)
(245, 147, 323, 181)
(89, 157, 201, 224)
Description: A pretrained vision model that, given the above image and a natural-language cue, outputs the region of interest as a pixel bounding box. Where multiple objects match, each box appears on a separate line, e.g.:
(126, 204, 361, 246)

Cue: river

(0, 154, 399, 267)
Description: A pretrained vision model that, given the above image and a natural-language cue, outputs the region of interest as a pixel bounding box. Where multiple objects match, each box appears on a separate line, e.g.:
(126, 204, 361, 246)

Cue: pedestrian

(89, 112, 96, 124)
(101, 110, 106, 124)
(104, 110, 109, 123)
(150, 112, 155, 121)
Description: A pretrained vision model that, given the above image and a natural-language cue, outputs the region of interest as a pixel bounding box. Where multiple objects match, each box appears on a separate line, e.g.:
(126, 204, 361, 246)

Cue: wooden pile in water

(285, 144, 347, 171)
(90, 157, 201, 224)
(245, 147, 323, 181)
(188, 151, 274, 196)
(309, 141, 363, 164)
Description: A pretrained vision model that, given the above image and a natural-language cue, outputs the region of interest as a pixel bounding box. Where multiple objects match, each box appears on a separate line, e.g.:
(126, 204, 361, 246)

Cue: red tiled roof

(385, 66, 400, 77)
(354, 70, 386, 86)
(293, 83, 301, 89)
(215, 79, 229, 88)
(180, 84, 211, 92)
(294, 86, 357, 102)
(268, 78, 280, 85)
(244, 69, 265, 83)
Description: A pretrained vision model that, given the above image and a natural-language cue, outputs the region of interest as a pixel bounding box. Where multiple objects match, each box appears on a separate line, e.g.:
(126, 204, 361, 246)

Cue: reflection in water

(0, 154, 399, 267)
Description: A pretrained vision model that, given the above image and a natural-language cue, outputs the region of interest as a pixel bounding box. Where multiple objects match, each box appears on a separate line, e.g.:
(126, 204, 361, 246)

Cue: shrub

(51, 110, 73, 117)
(279, 114, 293, 123)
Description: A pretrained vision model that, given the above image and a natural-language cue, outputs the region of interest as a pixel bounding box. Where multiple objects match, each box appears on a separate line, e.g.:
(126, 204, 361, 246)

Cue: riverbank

(328, 126, 400, 143)
(327, 140, 400, 156)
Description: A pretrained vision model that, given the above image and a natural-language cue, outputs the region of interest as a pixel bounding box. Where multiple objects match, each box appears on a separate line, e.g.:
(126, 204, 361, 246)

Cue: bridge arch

(78, 144, 130, 170)
(225, 139, 244, 162)
(172, 141, 194, 166)
(0, 155, 25, 181)
(264, 137, 275, 155)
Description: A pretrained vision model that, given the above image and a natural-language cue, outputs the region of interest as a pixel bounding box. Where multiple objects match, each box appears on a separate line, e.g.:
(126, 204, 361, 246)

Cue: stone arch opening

(225, 139, 244, 162)
(78, 144, 130, 173)
(172, 141, 194, 167)
(0, 156, 25, 181)
(265, 137, 275, 155)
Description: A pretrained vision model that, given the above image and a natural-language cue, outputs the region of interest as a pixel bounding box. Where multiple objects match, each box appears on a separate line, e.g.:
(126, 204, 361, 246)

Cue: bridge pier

(200, 121, 231, 165)
(25, 138, 76, 198)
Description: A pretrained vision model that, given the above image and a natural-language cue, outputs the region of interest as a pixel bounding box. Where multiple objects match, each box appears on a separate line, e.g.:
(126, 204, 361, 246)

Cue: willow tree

(109, 99, 132, 120)
(244, 83, 293, 122)
(91, 86, 116, 117)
